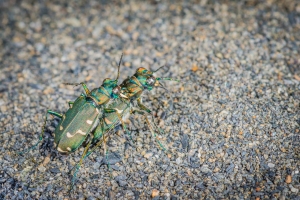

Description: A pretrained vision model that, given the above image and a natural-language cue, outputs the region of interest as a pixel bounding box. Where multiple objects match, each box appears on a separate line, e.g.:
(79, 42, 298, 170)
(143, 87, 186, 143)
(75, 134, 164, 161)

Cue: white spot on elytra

(77, 129, 86, 135)
(86, 120, 93, 125)
(57, 147, 68, 153)
(67, 130, 87, 138)
(114, 108, 123, 114)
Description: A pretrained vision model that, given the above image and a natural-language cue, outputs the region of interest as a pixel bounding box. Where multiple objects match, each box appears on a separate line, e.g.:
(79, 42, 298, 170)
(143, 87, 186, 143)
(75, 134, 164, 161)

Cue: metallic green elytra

(53, 95, 100, 153)
(19, 55, 124, 155)
(54, 77, 122, 153)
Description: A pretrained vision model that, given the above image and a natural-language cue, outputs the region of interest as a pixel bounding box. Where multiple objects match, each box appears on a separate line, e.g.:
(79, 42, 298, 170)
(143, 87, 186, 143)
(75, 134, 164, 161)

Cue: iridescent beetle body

(19, 55, 124, 155)
(53, 78, 119, 153)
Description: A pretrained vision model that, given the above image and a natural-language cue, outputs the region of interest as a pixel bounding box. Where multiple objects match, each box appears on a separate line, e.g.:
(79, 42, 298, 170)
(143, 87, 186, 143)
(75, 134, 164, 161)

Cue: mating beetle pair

(19, 55, 179, 190)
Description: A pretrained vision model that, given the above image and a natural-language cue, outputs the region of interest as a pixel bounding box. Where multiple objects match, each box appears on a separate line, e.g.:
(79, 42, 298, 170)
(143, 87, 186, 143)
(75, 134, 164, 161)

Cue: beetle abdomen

(54, 97, 101, 153)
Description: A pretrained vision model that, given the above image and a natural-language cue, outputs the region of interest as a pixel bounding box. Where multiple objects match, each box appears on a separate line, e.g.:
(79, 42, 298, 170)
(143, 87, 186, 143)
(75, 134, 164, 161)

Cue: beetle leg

(70, 138, 92, 192)
(137, 98, 165, 135)
(131, 109, 168, 153)
(64, 82, 90, 95)
(47, 110, 63, 118)
(18, 110, 62, 155)
(102, 131, 113, 179)
(84, 137, 106, 159)
(70, 119, 113, 191)
(137, 97, 151, 113)
(100, 119, 113, 178)
(82, 134, 91, 147)
(68, 101, 74, 108)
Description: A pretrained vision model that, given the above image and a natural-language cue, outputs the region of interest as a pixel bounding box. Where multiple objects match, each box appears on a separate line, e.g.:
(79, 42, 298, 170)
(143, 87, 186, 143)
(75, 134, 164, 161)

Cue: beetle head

(134, 67, 179, 91)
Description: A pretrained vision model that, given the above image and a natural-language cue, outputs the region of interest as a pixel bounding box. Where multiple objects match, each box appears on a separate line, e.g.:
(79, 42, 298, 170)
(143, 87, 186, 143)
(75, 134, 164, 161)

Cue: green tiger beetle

(70, 66, 179, 190)
(18, 54, 128, 155)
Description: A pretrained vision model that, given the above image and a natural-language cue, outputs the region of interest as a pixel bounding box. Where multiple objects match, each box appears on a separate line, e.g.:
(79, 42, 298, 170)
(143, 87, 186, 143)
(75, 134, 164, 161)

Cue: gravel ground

(0, 0, 300, 199)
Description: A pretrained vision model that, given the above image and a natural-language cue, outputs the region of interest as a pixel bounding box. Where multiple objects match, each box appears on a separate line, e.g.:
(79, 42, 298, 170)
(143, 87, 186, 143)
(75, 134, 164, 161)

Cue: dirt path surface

(0, 1, 299, 199)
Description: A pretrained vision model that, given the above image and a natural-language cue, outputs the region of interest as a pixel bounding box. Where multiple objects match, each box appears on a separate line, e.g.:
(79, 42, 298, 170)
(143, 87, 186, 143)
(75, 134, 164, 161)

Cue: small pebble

(151, 189, 159, 198)
(268, 163, 275, 168)
(43, 156, 51, 166)
(144, 152, 153, 159)
(191, 64, 198, 72)
(38, 165, 46, 172)
(290, 186, 299, 193)
(43, 87, 54, 94)
(285, 175, 292, 184)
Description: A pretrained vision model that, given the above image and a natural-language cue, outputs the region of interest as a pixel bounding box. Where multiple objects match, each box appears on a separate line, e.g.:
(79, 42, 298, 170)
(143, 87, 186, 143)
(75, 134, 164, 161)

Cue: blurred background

(0, 0, 299, 199)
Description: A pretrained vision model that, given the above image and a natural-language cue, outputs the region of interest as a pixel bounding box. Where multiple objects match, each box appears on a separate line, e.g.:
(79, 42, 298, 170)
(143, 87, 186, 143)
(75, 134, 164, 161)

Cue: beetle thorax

(90, 88, 110, 105)
(122, 84, 143, 100)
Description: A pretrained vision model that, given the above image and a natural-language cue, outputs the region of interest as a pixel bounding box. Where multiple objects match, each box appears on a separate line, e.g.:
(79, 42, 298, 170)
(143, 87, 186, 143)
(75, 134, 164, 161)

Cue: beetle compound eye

(146, 76, 156, 86)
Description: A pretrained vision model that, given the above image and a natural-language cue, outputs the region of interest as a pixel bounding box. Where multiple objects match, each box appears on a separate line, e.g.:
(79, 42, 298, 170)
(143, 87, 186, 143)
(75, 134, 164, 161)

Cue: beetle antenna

(156, 77, 180, 82)
(64, 82, 81, 86)
(154, 65, 168, 73)
(63, 82, 82, 88)
(116, 53, 123, 81)
(159, 82, 169, 92)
